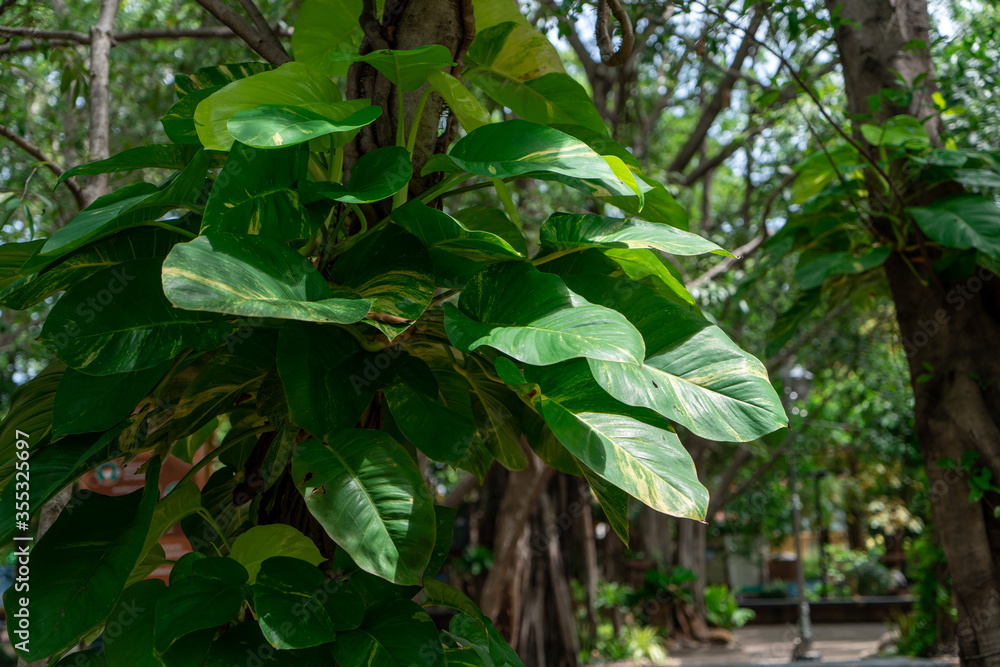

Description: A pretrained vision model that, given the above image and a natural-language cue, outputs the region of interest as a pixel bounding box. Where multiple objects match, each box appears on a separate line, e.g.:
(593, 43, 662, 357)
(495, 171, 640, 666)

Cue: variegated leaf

(539, 213, 731, 257)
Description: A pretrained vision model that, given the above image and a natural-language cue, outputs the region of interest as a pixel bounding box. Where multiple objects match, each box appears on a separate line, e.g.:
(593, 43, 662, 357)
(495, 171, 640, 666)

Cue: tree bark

(82, 0, 119, 205)
(828, 2, 1000, 663)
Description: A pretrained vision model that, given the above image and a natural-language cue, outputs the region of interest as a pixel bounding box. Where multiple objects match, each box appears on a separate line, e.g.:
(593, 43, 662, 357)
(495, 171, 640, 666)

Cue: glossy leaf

(38, 260, 230, 375)
(330, 45, 454, 92)
(291, 431, 436, 585)
(230, 524, 326, 583)
(305, 146, 411, 204)
(384, 359, 477, 465)
(34, 152, 208, 265)
(539, 213, 730, 257)
(0, 228, 179, 310)
(579, 464, 630, 546)
(104, 579, 165, 667)
(794, 246, 891, 290)
(254, 557, 337, 648)
(527, 362, 709, 520)
(0, 363, 63, 491)
(444, 261, 645, 365)
(391, 200, 522, 282)
(330, 224, 436, 338)
(154, 557, 249, 653)
(58, 144, 203, 184)
(2, 458, 160, 658)
(52, 362, 169, 437)
(195, 62, 345, 151)
(452, 206, 527, 255)
(566, 275, 787, 442)
(424, 121, 630, 195)
(228, 103, 381, 149)
(334, 599, 446, 667)
(909, 195, 1000, 260)
(176, 62, 273, 96)
(201, 142, 313, 241)
(427, 70, 492, 131)
(163, 234, 373, 323)
(292, 0, 363, 76)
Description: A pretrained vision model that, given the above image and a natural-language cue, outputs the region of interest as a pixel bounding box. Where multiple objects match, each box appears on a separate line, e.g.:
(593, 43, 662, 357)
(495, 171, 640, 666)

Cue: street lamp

(781, 365, 820, 661)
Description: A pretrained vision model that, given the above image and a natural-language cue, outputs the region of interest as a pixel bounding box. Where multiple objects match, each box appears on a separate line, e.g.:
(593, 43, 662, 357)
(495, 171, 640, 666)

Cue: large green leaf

(423, 121, 630, 195)
(38, 260, 230, 375)
(539, 213, 729, 257)
(176, 62, 274, 96)
(201, 142, 312, 241)
(2, 458, 160, 658)
(391, 201, 522, 282)
(0, 363, 63, 491)
(333, 599, 446, 667)
(330, 45, 454, 92)
(104, 579, 165, 667)
(330, 224, 436, 338)
(444, 261, 645, 365)
(0, 239, 42, 280)
(230, 524, 325, 584)
(566, 275, 786, 442)
(228, 103, 381, 149)
(384, 358, 477, 465)
(466, 17, 564, 82)
(579, 463, 630, 545)
(455, 362, 528, 472)
(162, 234, 373, 323)
(194, 62, 345, 151)
(254, 557, 337, 649)
(278, 323, 406, 439)
(32, 153, 208, 266)
(449, 611, 523, 667)
(292, 0, 363, 76)
(52, 362, 169, 437)
(527, 362, 709, 520)
(154, 557, 248, 653)
(794, 246, 890, 290)
(58, 145, 203, 185)
(468, 63, 606, 135)
(304, 146, 411, 204)
(426, 71, 492, 131)
(204, 621, 336, 667)
(909, 195, 1000, 260)
(453, 206, 527, 255)
(0, 228, 179, 310)
(291, 431, 436, 585)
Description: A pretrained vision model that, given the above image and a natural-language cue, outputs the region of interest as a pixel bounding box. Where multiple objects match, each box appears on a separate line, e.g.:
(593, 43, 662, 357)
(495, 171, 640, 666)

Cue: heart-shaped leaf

(162, 233, 373, 323)
(329, 45, 454, 92)
(909, 195, 1000, 260)
(304, 146, 411, 204)
(540, 213, 731, 257)
(444, 261, 645, 365)
(291, 431, 436, 585)
(228, 103, 381, 149)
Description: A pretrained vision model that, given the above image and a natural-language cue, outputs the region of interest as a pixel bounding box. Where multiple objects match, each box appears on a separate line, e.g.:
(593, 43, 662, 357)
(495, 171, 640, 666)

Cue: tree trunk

(828, 2, 1000, 663)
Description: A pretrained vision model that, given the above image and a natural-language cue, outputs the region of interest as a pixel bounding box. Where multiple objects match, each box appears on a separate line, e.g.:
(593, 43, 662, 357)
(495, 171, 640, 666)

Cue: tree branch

(596, 0, 634, 67)
(0, 124, 85, 209)
(667, 3, 767, 174)
(194, 0, 290, 66)
(0, 25, 295, 55)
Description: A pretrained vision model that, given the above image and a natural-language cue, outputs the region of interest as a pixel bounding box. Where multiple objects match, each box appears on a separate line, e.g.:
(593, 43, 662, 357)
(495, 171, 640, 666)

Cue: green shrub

(704, 584, 756, 630)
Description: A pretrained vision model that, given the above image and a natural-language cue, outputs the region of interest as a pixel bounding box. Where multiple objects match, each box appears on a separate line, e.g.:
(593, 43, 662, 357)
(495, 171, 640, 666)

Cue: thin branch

(667, 3, 766, 174)
(0, 124, 85, 209)
(688, 233, 766, 290)
(0, 25, 295, 55)
(237, 0, 274, 38)
(194, 0, 290, 66)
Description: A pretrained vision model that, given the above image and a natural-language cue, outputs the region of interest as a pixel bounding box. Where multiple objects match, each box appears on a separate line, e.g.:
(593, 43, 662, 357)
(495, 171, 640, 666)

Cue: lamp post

(781, 365, 820, 661)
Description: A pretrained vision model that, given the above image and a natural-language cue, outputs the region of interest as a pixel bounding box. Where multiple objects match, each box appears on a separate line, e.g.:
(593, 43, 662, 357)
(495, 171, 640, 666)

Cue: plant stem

(197, 507, 233, 553)
(329, 144, 344, 182)
(406, 87, 434, 154)
(349, 203, 368, 232)
(147, 221, 197, 239)
(532, 246, 588, 266)
(418, 173, 467, 204)
(334, 323, 387, 352)
(492, 178, 521, 231)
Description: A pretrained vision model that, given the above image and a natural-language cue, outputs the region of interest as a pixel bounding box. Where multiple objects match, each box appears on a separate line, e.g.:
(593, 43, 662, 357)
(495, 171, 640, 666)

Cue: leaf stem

(349, 203, 368, 232)
(491, 178, 521, 232)
(329, 145, 344, 182)
(146, 221, 197, 239)
(335, 323, 388, 352)
(196, 507, 233, 553)
(406, 87, 434, 154)
(531, 246, 588, 266)
(418, 173, 467, 204)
